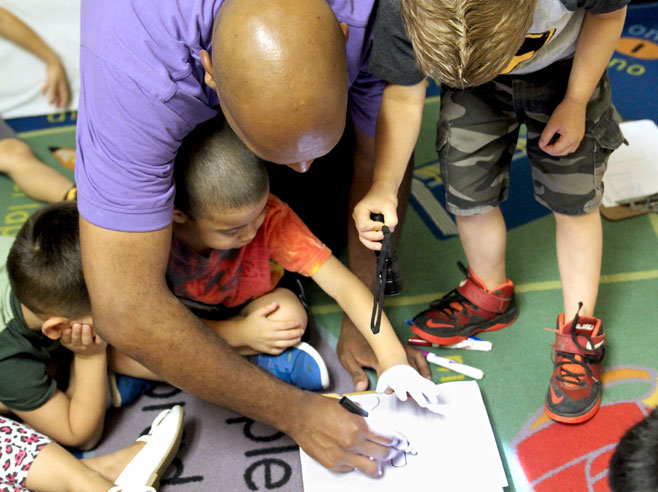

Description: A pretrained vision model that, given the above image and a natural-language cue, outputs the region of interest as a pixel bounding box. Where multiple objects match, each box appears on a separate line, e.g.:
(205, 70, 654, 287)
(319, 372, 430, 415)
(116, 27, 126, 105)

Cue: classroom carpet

(1, 3, 658, 490)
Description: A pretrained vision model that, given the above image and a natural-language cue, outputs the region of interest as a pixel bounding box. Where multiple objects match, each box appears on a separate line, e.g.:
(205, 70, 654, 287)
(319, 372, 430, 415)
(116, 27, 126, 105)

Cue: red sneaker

(544, 306, 605, 424)
(411, 262, 518, 345)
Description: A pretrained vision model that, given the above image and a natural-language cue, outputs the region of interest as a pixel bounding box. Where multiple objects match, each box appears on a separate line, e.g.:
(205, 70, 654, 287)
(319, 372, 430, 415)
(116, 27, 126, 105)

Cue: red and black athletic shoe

(544, 304, 605, 424)
(411, 262, 518, 345)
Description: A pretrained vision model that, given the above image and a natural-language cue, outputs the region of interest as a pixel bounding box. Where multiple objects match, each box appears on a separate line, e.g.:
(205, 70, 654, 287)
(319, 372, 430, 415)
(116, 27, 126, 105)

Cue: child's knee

(0, 138, 31, 171)
(271, 288, 308, 328)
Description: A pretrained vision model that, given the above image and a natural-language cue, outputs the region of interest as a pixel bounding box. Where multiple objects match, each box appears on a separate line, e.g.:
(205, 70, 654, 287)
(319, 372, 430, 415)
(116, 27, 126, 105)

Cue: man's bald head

(209, 0, 348, 165)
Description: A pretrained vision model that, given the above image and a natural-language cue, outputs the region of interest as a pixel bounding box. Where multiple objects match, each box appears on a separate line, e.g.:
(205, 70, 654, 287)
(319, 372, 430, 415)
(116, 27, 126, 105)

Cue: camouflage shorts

(436, 58, 625, 216)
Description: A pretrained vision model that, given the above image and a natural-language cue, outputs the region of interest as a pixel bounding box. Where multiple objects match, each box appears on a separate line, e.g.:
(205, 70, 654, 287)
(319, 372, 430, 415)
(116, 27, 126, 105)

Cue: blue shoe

(250, 342, 330, 391)
(110, 372, 155, 407)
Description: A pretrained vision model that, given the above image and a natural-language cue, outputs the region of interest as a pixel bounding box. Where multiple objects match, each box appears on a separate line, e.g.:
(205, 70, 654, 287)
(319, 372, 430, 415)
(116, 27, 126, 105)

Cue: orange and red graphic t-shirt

(166, 194, 332, 311)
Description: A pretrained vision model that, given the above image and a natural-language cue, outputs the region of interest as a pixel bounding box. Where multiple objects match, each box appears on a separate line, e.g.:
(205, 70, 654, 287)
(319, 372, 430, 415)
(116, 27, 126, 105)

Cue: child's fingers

(69, 323, 82, 345)
(359, 235, 383, 251)
(539, 121, 559, 149)
(60, 327, 72, 346)
(269, 319, 301, 330)
(79, 324, 94, 346)
(255, 301, 279, 317)
(59, 82, 71, 107)
(358, 226, 385, 240)
(274, 326, 305, 341)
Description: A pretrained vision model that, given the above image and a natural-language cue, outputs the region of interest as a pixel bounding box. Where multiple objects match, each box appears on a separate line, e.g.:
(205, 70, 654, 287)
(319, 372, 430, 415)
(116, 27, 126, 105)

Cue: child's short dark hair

(609, 408, 658, 492)
(174, 117, 269, 220)
(7, 201, 90, 318)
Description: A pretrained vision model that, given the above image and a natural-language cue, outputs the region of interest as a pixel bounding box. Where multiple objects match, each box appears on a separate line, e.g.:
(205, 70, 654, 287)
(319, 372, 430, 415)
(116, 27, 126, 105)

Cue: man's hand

(60, 323, 107, 358)
(337, 316, 380, 391)
(290, 393, 402, 476)
(238, 302, 304, 354)
(337, 316, 432, 391)
(352, 186, 398, 251)
(539, 98, 587, 156)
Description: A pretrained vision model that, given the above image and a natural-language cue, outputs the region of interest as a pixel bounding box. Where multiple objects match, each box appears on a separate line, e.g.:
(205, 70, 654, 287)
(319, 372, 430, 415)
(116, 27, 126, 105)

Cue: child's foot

(411, 261, 518, 345)
(110, 372, 156, 407)
(250, 342, 330, 390)
(113, 405, 184, 491)
(544, 307, 605, 424)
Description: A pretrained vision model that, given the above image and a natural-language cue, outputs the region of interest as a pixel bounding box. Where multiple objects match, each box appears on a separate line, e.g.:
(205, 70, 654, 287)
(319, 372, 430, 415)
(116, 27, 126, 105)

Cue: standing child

(169, 118, 440, 407)
(353, 0, 628, 423)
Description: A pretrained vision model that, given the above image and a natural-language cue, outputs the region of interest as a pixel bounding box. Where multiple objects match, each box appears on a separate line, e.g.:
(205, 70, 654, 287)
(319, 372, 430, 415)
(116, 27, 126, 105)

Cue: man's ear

(339, 22, 349, 43)
(172, 207, 189, 225)
(41, 317, 71, 341)
(200, 50, 218, 91)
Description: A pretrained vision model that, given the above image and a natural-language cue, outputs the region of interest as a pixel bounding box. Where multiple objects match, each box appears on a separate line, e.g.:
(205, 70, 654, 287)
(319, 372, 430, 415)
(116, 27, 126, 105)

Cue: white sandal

(112, 405, 184, 491)
(108, 487, 155, 492)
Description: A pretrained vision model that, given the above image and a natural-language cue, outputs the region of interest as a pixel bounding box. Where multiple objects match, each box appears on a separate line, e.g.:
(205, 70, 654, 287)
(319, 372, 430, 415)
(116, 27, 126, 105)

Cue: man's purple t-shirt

(76, 0, 383, 232)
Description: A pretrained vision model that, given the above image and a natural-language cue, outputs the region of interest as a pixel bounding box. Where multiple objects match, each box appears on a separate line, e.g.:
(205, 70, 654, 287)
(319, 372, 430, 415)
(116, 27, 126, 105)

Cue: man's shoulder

(81, 0, 222, 82)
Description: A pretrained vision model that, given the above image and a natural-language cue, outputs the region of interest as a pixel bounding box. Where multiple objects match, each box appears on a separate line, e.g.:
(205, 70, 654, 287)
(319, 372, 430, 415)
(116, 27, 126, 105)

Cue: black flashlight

(370, 213, 403, 296)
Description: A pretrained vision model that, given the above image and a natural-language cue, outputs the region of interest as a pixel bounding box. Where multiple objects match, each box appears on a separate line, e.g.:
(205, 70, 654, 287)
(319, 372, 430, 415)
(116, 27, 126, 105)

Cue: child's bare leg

(0, 138, 73, 203)
(554, 208, 602, 317)
(81, 442, 145, 483)
(456, 207, 507, 287)
(25, 441, 118, 492)
(108, 346, 162, 380)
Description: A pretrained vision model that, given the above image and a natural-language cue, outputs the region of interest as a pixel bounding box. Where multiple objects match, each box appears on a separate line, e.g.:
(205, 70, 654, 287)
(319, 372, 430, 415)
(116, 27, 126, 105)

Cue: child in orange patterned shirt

(168, 118, 441, 410)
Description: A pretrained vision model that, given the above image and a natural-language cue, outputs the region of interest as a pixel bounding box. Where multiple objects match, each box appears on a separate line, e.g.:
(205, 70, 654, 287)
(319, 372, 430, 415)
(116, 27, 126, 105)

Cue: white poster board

(300, 381, 508, 492)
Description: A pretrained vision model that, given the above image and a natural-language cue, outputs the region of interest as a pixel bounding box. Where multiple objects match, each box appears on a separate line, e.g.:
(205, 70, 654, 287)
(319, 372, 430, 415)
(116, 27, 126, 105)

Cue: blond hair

(400, 0, 537, 88)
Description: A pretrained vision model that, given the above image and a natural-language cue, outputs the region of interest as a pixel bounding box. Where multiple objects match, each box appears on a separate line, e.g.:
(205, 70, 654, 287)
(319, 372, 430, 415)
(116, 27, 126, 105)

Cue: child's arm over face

(12, 324, 108, 450)
(539, 7, 627, 156)
(352, 81, 426, 251)
(312, 256, 441, 410)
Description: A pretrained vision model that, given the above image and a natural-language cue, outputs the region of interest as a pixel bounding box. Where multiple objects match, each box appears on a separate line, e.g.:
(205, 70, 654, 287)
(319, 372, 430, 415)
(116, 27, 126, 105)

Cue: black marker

(339, 396, 369, 417)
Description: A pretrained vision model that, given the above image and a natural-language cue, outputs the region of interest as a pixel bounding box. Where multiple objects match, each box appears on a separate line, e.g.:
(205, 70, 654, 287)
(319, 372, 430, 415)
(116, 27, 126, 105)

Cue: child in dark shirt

(0, 201, 162, 450)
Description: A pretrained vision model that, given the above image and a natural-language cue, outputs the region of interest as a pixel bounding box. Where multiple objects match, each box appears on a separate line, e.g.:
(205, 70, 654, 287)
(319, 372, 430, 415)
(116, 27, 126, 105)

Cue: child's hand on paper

(376, 364, 443, 413)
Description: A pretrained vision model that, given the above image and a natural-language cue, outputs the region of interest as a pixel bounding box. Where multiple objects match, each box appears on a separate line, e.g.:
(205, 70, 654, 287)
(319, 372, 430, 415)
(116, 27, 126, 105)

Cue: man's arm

(79, 217, 393, 475)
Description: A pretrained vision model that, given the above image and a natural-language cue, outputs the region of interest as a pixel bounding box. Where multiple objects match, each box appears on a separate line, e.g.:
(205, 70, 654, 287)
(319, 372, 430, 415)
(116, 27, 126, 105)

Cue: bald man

(76, 0, 424, 478)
